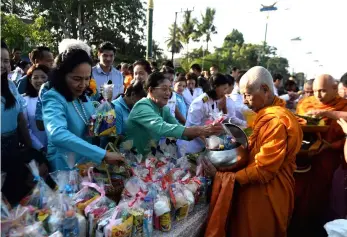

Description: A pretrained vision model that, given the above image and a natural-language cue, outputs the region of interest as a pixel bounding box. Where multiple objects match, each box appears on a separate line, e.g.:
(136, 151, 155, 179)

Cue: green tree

(152, 40, 163, 61)
(165, 24, 184, 54)
(179, 11, 198, 58)
(223, 29, 244, 48)
(196, 7, 217, 52)
(1, 13, 54, 54)
(8, 0, 147, 59)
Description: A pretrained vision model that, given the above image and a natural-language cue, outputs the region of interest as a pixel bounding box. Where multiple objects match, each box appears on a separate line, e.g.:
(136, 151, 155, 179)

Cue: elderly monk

(290, 74, 347, 237)
(201, 66, 303, 237)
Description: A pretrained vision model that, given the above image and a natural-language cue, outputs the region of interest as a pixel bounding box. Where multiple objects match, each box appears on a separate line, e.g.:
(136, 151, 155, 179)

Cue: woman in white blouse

(23, 64, 50, 151)
(182, 72, 203, 108)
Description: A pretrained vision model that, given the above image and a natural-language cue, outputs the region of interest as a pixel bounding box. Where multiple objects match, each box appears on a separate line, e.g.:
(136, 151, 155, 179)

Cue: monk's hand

(217, 145, 249, 172)
(337, 118, 347, 134)
(201, 157, 217, 177)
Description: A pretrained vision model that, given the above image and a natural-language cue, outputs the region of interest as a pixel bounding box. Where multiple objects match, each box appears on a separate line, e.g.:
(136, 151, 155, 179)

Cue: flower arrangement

(88, 78, 97, 96)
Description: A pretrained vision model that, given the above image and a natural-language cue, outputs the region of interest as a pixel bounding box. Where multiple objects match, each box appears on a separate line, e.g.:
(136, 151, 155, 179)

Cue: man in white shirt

(272, 73, 283, 96)
(92, 42, 124, 99)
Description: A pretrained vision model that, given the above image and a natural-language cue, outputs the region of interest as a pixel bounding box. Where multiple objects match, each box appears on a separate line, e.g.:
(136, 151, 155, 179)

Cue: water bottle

(62, 210, 79, 237)
(142, 197, 153, 237)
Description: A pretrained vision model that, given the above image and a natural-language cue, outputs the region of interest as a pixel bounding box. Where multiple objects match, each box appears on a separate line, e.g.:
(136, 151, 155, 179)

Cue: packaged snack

(50, 153, 81, 195)
(84, 184, 117, 237)
(1, 205, 31, 236)
(142, 197, 153, 237)
(104, 206, 133, 237)
(88, 84, 117, 137)
(153, 192, 171, 232)
(20, 161, 55, 209)
(129, 208, 144, 237)
(169, 183, 188, 221)
(122, 177, 148, 198)
(47, 193, 83, 237)
(72, 181, 100, 215)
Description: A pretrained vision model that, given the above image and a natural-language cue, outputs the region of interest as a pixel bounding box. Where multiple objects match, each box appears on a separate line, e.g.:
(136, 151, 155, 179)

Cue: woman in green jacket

(126, 72, 223, 156)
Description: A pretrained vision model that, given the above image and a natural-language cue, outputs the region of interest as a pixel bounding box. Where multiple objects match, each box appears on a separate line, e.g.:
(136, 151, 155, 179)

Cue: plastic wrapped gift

(88, 84, 117, 137)
(19, 161, 55, 209)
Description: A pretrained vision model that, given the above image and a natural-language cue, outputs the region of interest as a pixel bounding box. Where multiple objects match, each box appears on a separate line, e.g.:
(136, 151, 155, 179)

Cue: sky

(151, 0, 346, 79)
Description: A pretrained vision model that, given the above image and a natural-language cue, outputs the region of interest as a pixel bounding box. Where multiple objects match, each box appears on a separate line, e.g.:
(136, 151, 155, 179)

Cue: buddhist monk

(201, 66, 303, 237)
(289, 74, 347, 237)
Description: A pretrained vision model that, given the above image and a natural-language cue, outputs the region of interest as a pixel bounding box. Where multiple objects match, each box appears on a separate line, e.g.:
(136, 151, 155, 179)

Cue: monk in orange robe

(201, 66, 303, 237)
(289, 74, 347, 237)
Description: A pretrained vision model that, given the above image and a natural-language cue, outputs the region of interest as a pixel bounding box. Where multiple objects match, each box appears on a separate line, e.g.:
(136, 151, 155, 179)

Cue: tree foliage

(1, 13, 55, 54)
(195, 7, 217, 51)
(165, 24, 184, 54)
(2, 0, 147, 60)
(187, 28, 290, 77)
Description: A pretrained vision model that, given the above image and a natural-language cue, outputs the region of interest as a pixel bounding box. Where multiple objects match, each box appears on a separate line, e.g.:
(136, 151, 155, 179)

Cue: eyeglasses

(153, 87, 172, 93)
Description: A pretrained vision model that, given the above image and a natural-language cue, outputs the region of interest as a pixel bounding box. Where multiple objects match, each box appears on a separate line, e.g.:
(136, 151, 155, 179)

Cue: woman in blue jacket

(42, 48, 123, 170)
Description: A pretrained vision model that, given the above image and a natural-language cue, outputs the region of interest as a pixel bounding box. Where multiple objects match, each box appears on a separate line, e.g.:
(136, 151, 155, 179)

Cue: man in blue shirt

(17, 46, 54, 94)
(92, 42, 124, 99)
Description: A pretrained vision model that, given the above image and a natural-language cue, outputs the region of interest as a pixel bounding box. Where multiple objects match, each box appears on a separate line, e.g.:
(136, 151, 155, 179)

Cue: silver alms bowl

(205, 123, 248, 168)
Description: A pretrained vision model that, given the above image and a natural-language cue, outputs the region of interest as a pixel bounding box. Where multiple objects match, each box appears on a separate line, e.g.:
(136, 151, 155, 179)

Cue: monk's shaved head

(240, 66, 275, 112)
(313, 74, 337, 104)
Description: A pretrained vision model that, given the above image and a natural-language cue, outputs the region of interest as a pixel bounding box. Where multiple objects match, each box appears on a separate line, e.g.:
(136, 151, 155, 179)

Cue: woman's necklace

(72, 99, 89, 126)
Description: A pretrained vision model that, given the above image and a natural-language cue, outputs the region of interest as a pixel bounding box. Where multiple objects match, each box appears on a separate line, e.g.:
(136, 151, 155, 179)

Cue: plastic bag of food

(20, 161, 55, 209)
(122, 177, 148, 199)
(169, 183, 188, 221)
(153, 191, 171, 232)
(47, 193, 86, 237)
(88, 84, 117, 137)
(104, 205, 133, 237)
(1, 205, 32, 236)
(84, 184, 117, 237)
(50, 153, 81, 195)
(1, 172, 11, 219)
(8, 221, 48, 237)
(72, 179, 101, 215)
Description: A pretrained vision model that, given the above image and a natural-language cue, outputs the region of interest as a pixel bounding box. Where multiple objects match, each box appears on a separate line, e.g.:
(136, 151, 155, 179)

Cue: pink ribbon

(128, 191, 146, 207)
(82, 182, 106, 215)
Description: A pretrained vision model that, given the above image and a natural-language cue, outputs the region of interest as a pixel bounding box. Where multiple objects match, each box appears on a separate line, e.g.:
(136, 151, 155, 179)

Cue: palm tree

(179, 11, 198, 60)
(165, 24, 184, 54)
(152, 40, 163, 60)
(198, 7, 217, 52)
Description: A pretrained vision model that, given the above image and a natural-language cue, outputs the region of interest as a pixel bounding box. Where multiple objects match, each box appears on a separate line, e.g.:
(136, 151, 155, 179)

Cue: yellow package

(175, 204, 188, 221)
(76, 195, 100, 214)
(159, 212, 171, 232)
(110, 215, 133, 237)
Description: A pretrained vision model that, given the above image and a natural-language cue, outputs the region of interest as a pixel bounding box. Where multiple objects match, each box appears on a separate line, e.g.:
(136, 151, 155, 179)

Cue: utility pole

(171, 7, 194, 64)
(146, 0, 154, 61)
(260, 2, 277, 68)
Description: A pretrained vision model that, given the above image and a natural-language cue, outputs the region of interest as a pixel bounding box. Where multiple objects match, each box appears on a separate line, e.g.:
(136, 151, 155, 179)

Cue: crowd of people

(1, 37, 347, 237)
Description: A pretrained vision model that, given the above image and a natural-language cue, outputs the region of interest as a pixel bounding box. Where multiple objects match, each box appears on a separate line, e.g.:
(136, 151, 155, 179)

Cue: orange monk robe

(124, 74, 133, 90)
(206, 97, 302, 237)
(290, 96, 347, 236)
